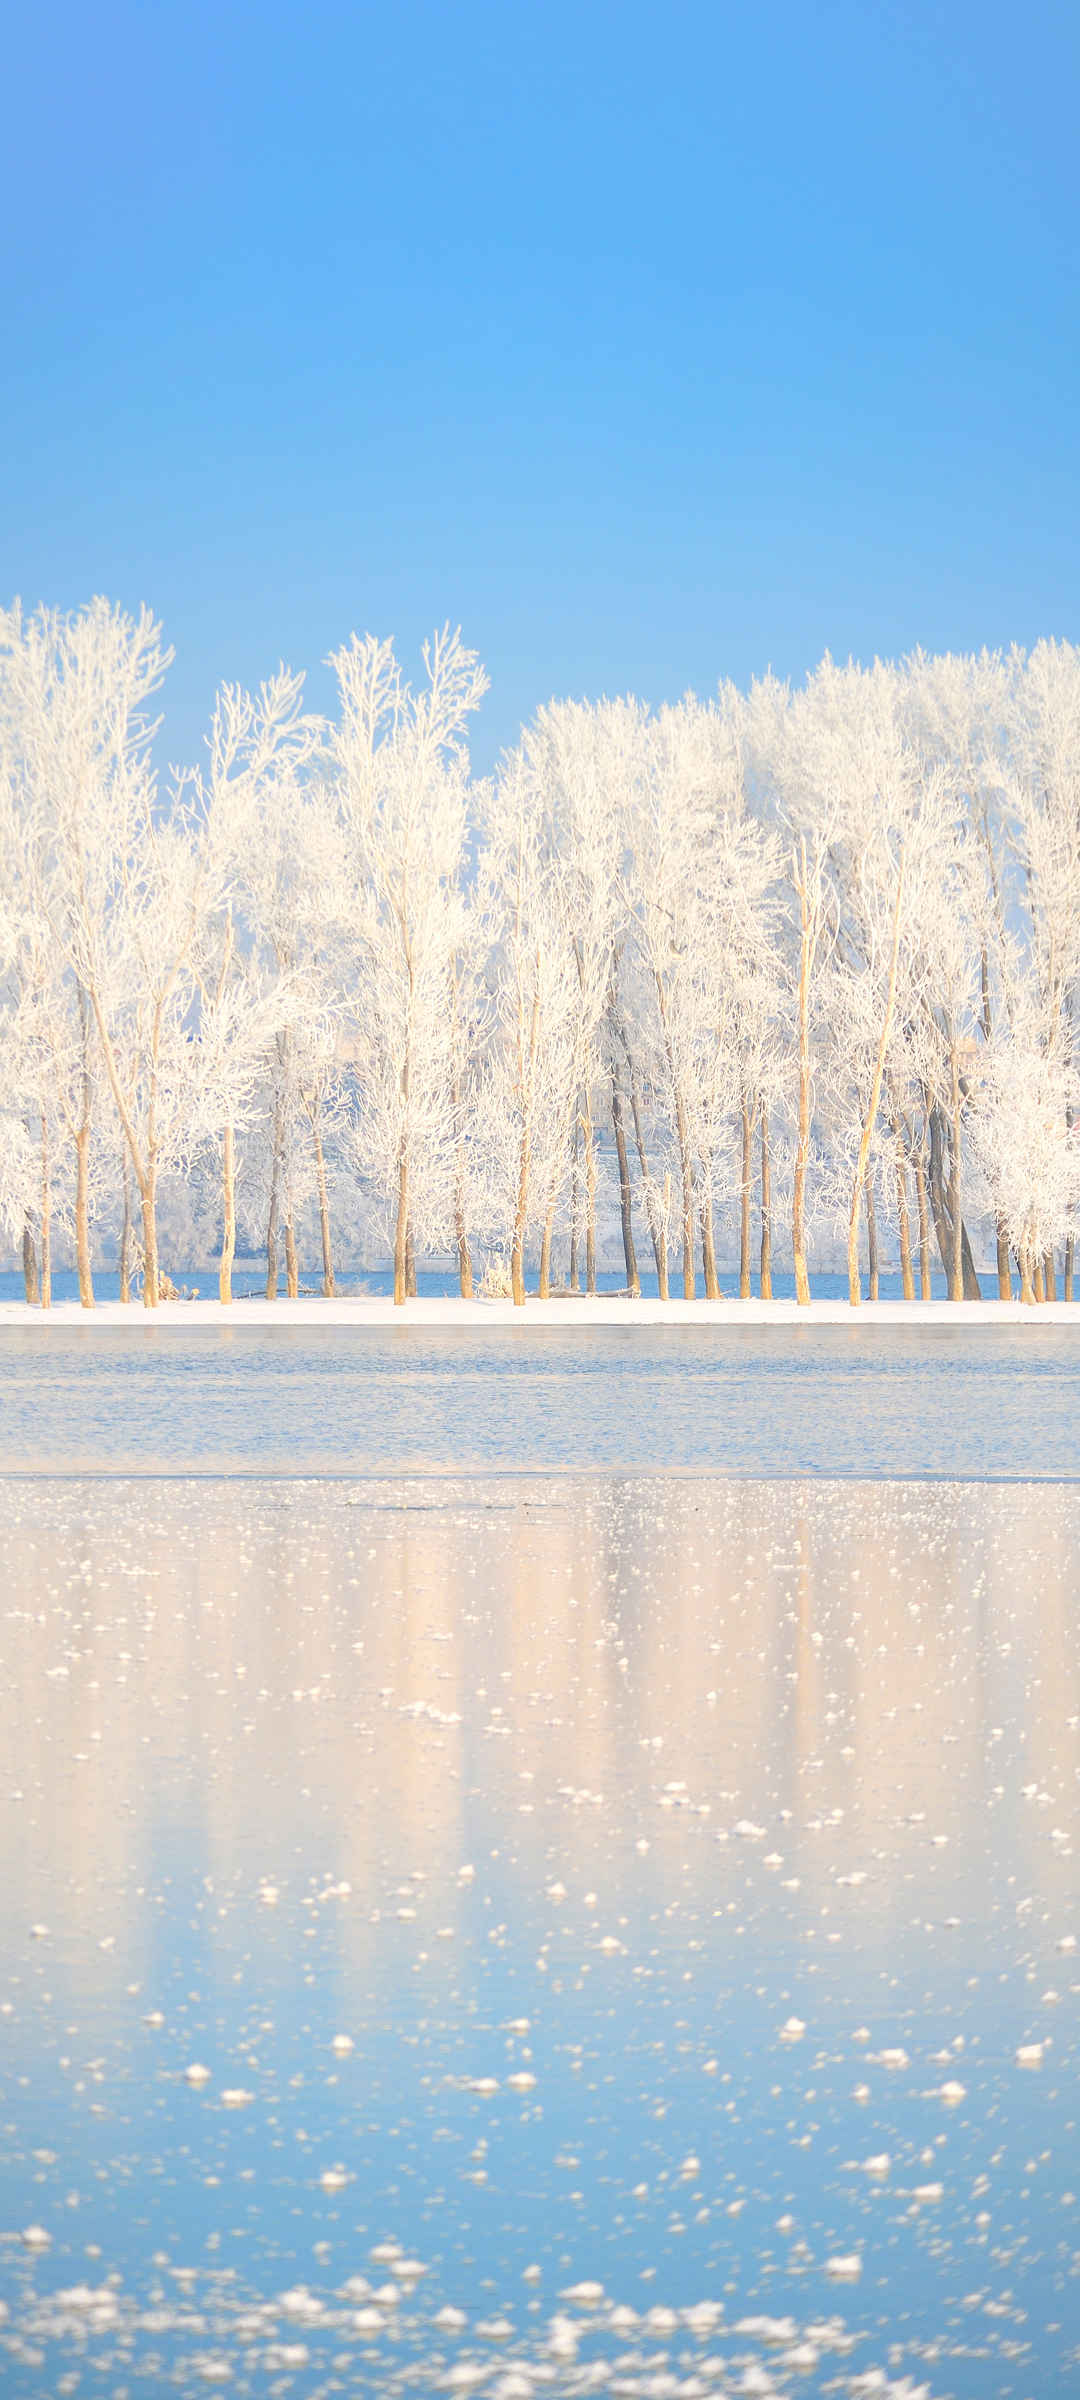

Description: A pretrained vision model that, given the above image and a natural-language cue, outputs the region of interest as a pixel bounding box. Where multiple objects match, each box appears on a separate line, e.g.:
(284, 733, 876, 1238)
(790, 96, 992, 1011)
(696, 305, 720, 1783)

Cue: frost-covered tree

(328, 628, 487, 1304)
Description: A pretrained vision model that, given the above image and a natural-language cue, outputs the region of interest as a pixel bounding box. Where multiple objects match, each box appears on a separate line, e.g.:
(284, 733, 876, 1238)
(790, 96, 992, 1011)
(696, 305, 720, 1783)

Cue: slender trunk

(739, 1102, 752, 1299)
(39, 1111, 51, 1311)
(759, 1106, 773, 1300)
(511, 990, 541, 1308)
(865, 1171, 879, 1301)
(848, 850, 905, 1307)
(219, 1120, 236, 1304)
(947, 1040, 964, 1303)
(119, 1152, 132, 1303)
(448, 958, 472, 1297)
(285, 1214, 299, 1301)
(456, 1208, 474, 1299)
(610, 1052, 640, 1296)
(1033, 1257, 1045, 1303)
(568, 1116, 581, 1291)
(266, 1154, 280, 1301)
(892, 1122, 914, 1300)
(926, 1104, 977, 1292)
(678, 1109, 695, 1298)
(511, 1120, 531, 1307)
(539, 1183, 556, 1300)
(1020, 1245, 1035, 1304)
(393, 1146, 408, 1306)
(701, 1192, 720, 1300)
(312, 1121, 335, 1298)
(624, 1044, 664, 1292)
(85, 981, 156, 1303)
(582, 1091, 597, 1295)
(1042, 1252, 1056, 1303)
(996, 1222, 1012, 1302)
(914, 1154, 932, 1300)
(792, 838, 813, 1307)
(140, 1168, 158, 1309)
(653, 1195, 668, 1298)
(960, 1222, 981, 1300)
(659, 1171, 671, 1302)
(75, 987, 94, 1308)
(405, 1227, 417, 1298)
(22, 1219, 38, 1305)
(654, 972, 694, 1297)
(1064, 1235, 1074, 1303)
(74, 1128, 93, 1309)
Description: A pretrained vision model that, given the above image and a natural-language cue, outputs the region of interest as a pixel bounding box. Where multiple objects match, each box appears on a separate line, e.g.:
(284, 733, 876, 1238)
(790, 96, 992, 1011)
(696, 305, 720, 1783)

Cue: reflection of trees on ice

(2, 602, 1080, 1306)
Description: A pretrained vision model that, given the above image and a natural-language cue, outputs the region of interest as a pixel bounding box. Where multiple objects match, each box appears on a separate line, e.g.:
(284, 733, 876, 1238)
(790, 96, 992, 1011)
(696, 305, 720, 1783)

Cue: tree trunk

(393, 1146, 408, 1306)
(848, 851, 905, 1307)
(1064, 1235, 1074, 1303)
(960, 1221, 981, 1300)
(568, 1115, 581, 1291)
(1020, 1245, 1036, 1304)
(511, 1119, 531, 1306)
(539, 1184, 556, 1299)
(219, 1119, 236, 1304)
(1042, 1251, 1056, 1302)
(947, 1042, 964, 1303)
(996, 1222, 1012, 1302)
(1033, 1256, 1045, 1302)
(759, 1107, 773, 1300)
(582, 1091, 597, 1296)
(456, 1202, 474, 1299)
(266, 1153, 280, 1301)
(927, 1105, 978, 1295)
(678, 1111, 695, 1299)
(610, 1053, 640, 1296)
(40, 1112, 52, 1311)
(739, 1102, 753, 1299)
(22, 1220, 38, 1305)
(140, 1168, 159, 1309)
(866, 1170, 879, 1301)
(511, 984, 541, 1309)
(792, 839, 813, 1307)
(119, 1152, 132, 1303)
(74, 1122, 94, 1308)
(655, 974, 695, 1298)
(658, 1172, 671, 1302)
(623, 1040, 664, 1293)
(892, 1123, 914, 1300)
(313, 1121, 335, 1298)
(285, 1215, 299, 1300)
(914, 1154, 932, 1300)
(701, 1193, 720, 1300)
(75, 989, 94, 1308)
(448, 958, 472, 1297)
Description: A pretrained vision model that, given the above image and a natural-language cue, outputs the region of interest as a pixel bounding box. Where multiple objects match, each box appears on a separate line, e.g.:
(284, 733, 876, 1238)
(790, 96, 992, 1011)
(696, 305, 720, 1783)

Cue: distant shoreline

(2, 1295, 1078, 1329)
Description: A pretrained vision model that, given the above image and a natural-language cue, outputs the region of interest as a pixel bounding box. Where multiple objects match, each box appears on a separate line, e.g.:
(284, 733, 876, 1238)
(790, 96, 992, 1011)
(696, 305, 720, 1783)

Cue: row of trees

(2, 598, 1078, 1308)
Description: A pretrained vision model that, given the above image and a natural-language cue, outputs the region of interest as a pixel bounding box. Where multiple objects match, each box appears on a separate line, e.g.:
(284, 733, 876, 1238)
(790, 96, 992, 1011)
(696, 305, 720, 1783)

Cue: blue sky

(4, 0, 1078, 767)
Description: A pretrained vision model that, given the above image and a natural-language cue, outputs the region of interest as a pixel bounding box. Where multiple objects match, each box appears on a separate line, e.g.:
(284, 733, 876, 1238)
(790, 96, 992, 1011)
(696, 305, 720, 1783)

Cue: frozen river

(2, 1330, 1079, 2395)
(1, 1469, 1079, 2397)
(2, 1320, 1080, 1477)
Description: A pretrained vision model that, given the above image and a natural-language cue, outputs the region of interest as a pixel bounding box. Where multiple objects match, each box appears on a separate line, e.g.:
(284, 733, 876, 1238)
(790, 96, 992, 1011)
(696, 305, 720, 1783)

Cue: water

(0, 1265, 1012, 1308)
(0, 1322, 1078, 1478)
(2, 1329, 1078, 2395)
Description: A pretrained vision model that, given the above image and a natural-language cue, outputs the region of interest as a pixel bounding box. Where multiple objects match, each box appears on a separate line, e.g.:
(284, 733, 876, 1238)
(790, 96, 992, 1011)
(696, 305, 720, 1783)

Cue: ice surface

(0, 1475, 1077, 2393)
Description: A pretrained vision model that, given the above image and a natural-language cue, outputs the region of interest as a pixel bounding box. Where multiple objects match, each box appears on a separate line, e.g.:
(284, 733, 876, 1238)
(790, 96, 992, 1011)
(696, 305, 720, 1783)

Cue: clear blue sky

(4, 0, 1078, 768)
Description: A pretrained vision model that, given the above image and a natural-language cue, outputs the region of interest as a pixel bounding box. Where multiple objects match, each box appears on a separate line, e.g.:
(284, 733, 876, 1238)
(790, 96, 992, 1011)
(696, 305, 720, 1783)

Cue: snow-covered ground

(2, 1292, 1079, 1327)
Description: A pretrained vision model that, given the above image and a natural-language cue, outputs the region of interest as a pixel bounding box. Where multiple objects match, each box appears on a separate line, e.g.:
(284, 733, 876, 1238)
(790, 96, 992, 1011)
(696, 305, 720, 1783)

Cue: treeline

(1, 598, 1078, 1307)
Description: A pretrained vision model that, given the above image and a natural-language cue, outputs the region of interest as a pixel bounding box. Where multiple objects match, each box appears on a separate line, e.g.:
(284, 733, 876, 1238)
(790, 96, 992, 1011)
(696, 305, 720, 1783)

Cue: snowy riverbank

(2, 1292, 1079, 1328)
